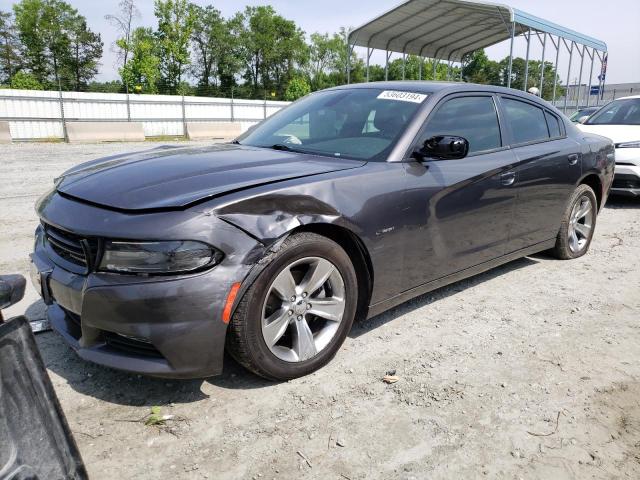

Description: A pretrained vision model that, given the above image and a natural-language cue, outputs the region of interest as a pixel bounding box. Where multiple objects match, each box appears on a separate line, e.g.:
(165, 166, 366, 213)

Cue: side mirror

(578, 115, 589, 124)
(0, 274, 26, 311)
(416, 135, 469, 160)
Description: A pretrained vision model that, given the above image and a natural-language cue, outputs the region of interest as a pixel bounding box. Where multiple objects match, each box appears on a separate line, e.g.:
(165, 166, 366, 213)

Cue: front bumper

(611, 147, 640, 197)
(32, 193, 263, 379)
(612, 164, 640, 197)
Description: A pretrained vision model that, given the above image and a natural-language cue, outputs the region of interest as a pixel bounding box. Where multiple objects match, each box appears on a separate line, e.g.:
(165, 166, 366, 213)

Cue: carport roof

(348, 0, 607, 62)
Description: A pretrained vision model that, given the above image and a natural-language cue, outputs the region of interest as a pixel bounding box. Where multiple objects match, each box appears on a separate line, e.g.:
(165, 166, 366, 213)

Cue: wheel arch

(229, 222, 374, 324)
(292, 223, 373, 322)
(578, 172, 603, 210)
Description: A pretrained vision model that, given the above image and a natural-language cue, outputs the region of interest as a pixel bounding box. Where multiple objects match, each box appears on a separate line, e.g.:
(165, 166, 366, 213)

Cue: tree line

(0, 0, 565, 101)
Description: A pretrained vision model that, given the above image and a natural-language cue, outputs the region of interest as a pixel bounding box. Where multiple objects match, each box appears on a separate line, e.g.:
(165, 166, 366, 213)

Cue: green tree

(0, 11, 22, 83)
(119, 27, 160, 93)
(462, 49, 564, 100)
(190, 4, 239, 95)
(13, 0, 101, 89)
(87, 80, 123, 93)
(328, 28, 364, 86)
(65, 17, 103, 90)
(10, 70, 42, 89)
(231, 6, 307, 99)
(284, 76, 310, 101)
(462, 50, 501, 84)
(305, 32, 343, 90)
(154, 0, 196, 94)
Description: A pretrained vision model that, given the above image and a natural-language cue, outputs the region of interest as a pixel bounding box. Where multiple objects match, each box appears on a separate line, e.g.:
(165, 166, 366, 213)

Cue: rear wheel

(552, 184, 598, 259)
(226, 232, 358, 380)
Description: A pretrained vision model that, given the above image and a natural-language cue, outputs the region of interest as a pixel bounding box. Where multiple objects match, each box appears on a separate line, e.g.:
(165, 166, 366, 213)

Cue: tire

(551, 184, 598, 260)
(226, 232, 358, 381)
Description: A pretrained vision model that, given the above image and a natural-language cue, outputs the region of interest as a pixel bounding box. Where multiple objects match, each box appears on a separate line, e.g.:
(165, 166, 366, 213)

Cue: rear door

(401, 93, 519, 288)
(497, 96, 582, 252)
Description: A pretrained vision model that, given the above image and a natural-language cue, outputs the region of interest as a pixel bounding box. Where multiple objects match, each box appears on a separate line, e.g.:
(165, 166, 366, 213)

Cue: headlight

(616, 141, 640, 148)
(98, 240, 220, 274)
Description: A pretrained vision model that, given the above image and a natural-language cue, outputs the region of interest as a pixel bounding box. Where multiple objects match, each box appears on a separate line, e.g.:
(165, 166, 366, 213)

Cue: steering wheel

(276, 134, 303, 145)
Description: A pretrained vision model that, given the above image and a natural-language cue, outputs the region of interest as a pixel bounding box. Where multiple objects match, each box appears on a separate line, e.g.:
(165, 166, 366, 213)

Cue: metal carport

(346, 0, 608, 109)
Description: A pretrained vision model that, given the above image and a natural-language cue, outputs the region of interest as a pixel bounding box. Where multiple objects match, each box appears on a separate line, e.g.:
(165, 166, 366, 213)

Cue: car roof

(617, 95, 640, 100)
(328, 80, 558, 111)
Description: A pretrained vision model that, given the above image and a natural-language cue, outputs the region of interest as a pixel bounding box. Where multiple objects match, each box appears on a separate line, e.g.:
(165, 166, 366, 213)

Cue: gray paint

(31, 81, 615, 378)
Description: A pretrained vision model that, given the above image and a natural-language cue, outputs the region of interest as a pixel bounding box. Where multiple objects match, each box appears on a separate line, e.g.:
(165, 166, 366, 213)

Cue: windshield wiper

(268, 143, 301, 152)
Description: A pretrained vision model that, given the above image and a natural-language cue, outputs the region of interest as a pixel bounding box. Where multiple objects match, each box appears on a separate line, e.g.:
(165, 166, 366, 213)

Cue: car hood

(56, 144, 365, 211)
(577, 124, 640, 144)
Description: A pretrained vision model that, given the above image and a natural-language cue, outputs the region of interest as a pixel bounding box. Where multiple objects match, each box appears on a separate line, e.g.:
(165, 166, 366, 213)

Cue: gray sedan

(31, 81, 614, 380)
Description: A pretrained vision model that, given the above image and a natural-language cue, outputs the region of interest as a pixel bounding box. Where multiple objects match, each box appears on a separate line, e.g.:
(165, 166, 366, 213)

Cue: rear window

(545, 111, 562, 138)
(502, 98, 549, 145)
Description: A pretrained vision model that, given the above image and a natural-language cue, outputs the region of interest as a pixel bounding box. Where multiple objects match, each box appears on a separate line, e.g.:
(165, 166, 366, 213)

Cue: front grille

(103, 331, 163, 358)
(612, 173, 640, 190)
(43, 223, 100, 270)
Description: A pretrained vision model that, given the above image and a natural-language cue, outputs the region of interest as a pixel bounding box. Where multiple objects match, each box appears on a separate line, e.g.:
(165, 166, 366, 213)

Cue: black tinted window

(422, 96, 501, 154)
(502, 98, 549, 144)
(545, 111, 562, 138)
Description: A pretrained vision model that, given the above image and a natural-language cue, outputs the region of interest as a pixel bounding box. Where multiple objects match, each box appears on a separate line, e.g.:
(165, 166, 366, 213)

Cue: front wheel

(226, 232, 358, 381)
(551, 184, 598, 259)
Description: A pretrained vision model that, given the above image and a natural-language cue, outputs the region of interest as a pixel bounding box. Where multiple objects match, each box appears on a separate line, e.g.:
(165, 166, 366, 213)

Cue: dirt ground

(2, 142, 639, 480)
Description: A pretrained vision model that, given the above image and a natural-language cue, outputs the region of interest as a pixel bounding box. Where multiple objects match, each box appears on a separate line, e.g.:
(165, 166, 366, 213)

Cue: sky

(1, 0, 639, 85)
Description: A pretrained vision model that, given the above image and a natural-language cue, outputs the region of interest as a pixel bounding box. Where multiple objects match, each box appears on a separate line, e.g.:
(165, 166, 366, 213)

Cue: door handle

(500, 171, 516, 186)
(568, 153, 579, 165)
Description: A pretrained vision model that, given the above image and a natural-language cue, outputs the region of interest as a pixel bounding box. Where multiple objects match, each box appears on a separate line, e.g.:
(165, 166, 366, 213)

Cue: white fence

(0, 89, 290, 140)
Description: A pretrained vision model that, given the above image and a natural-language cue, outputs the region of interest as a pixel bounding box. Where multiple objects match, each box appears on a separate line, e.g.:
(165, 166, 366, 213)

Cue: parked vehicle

(569, 106, 599, 123)
(31, 82, 614, 380)
(578, 95, 640, 196)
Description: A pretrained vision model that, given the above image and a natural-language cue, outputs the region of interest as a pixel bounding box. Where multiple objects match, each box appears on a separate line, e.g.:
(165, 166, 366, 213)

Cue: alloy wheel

(568, 195, 594, 253)
(261, 256, 346, 362)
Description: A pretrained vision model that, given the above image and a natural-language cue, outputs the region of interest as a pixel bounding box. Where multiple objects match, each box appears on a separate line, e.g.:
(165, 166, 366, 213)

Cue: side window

(421, 96, 501, 154)
(502, 98, 549, 144)
(545, 111, 562, 138)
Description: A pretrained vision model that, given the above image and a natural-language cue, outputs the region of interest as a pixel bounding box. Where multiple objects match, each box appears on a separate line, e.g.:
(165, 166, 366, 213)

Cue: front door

(401, 94, 518, 289)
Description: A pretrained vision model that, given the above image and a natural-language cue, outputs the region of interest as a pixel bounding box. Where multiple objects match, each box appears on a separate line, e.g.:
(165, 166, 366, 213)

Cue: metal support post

(552, 36, 560, 103)
(599, 52, 608, 105)
(585, 49, 594, 107)
(539, 33, 547, 98)
(575, 45, 585, 110)
(523, 29, 531, 90)
(563, 40, 574, 113)
(57, 77, 68, 142)
(385, 50, 389, 81)
(506, 21, 515, 88)
(402, 52, 406, 80)
(125, 83, 131, 122)
(346, 30, 351, 84)
(181, 95, 187, 136)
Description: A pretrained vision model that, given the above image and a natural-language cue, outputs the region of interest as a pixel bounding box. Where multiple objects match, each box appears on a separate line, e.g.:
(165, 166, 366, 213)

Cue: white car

(578, 95, 640, 197)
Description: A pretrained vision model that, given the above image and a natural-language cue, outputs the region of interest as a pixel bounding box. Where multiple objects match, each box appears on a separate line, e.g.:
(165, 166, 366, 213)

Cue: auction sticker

(377, 90, 427, 103)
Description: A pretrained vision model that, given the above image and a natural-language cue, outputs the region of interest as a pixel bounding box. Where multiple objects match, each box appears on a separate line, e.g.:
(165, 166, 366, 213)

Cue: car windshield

(237, 88, 428, 161)
(586, 98, 640, 125)
(569, 108, 597, 121)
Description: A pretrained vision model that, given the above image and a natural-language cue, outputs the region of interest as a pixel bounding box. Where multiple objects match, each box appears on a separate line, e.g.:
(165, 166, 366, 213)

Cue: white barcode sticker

(377, 90, 428, 103)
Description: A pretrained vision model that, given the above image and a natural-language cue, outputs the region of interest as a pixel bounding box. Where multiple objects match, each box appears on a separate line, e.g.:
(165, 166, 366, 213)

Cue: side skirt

(366, 238, 556, 319)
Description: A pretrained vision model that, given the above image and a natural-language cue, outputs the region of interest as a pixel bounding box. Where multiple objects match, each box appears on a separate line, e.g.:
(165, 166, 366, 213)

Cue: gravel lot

(2, 142, 640, 480)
